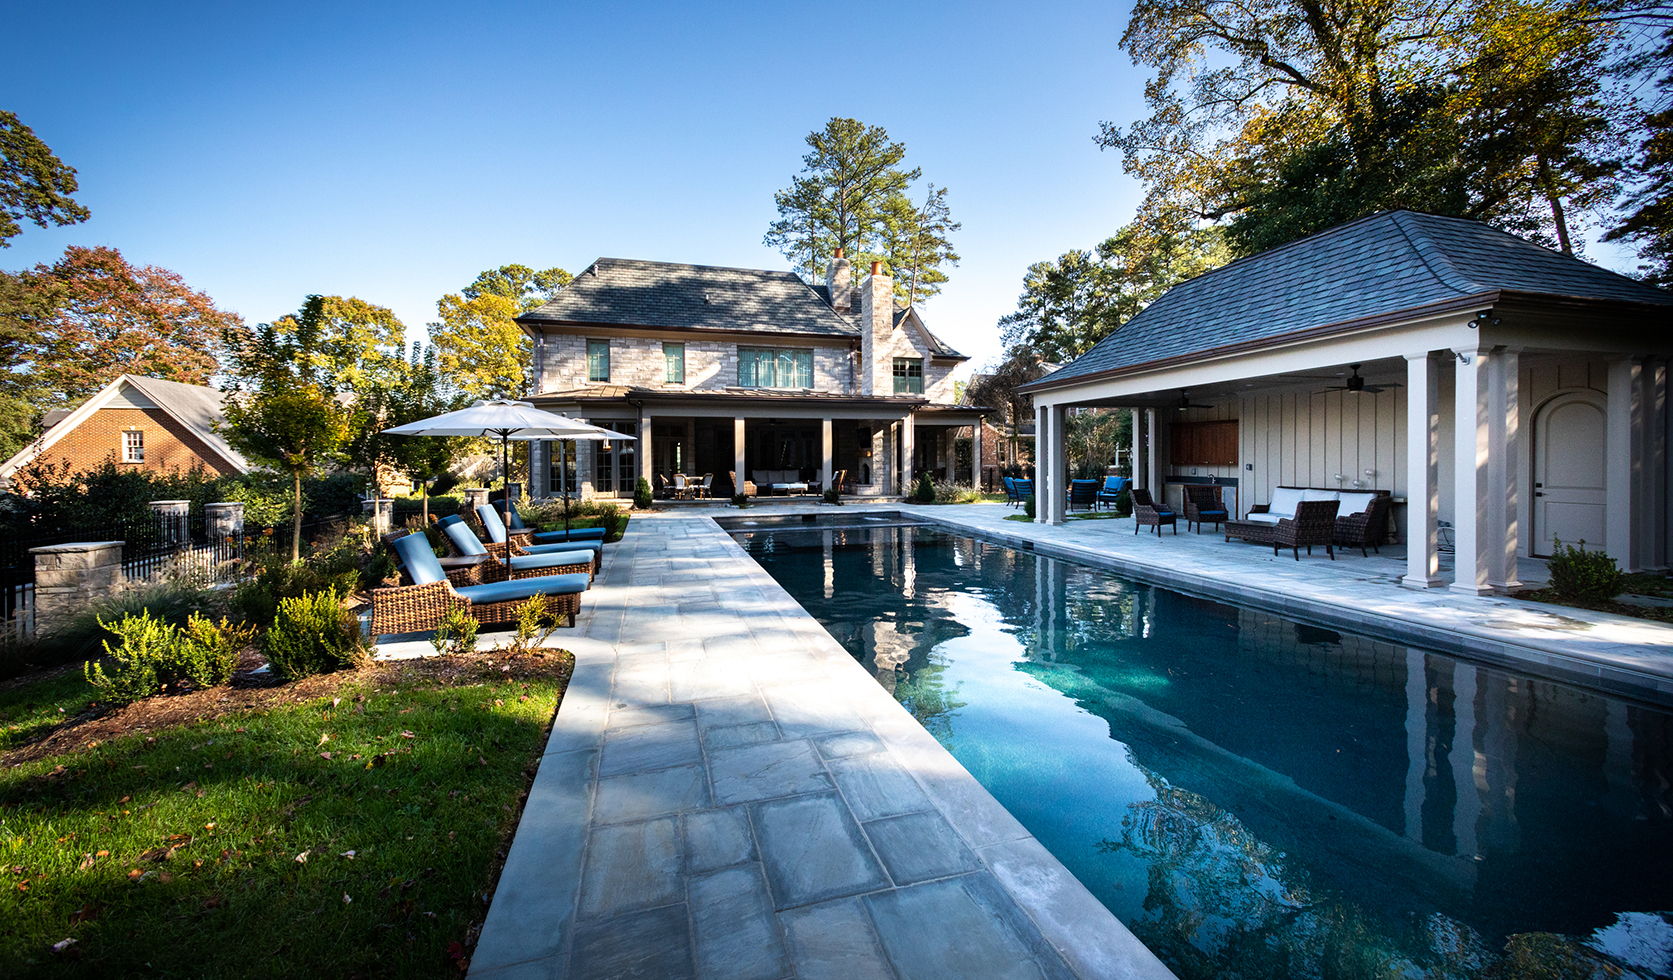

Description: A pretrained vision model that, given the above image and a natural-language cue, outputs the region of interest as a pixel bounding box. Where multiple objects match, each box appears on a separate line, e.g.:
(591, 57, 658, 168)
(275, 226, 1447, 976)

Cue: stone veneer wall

(538, 333, 855, 395)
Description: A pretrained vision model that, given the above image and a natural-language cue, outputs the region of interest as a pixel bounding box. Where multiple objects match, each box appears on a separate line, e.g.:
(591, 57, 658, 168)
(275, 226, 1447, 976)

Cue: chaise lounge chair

(455, 512, 603, 573)
(437, 518, 596, 583)
(371, 533, 589, 636)
(500, 500, 608, 545)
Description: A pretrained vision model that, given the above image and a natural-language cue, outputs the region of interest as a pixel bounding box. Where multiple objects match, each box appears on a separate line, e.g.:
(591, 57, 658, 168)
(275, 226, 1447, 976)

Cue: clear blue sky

(4, 1, 1640, 380)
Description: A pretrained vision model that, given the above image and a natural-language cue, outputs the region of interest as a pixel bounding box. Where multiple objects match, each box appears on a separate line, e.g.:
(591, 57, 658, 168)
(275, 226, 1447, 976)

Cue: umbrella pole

(563, 440, 573, 534)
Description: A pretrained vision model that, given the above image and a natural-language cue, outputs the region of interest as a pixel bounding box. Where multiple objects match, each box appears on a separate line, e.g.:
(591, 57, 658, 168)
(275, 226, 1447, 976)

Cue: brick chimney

(825, 247, 851, 312)
(858, 260, 894, 396)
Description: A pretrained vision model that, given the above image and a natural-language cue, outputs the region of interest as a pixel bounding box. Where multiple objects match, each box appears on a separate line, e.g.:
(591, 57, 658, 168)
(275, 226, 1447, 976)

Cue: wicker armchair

(1334, 494, 1392, 557)
(1131, 488, 1177, 535)
(728, 471, 757, 498)
(1184, 485, 1229, 533)
(371, 533, 587, 637)
(1273, 499, 1340, 560)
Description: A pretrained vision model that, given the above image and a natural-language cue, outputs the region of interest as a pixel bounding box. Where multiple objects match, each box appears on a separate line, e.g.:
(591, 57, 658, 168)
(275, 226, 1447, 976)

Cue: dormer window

(893, 357, 924, 394)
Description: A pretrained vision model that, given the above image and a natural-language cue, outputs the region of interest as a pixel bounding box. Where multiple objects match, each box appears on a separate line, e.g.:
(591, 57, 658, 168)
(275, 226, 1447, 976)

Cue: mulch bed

(1512, 588, 1673, 624)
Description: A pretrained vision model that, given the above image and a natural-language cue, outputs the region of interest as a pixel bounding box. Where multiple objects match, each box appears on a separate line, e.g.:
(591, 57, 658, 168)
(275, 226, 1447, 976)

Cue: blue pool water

(735, 524, 1673, 980)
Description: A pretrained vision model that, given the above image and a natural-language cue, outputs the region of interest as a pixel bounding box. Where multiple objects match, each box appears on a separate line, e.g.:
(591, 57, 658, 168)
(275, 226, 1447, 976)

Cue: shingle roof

(124, 375, 248, 471)
(518, 257, 966, 358)
(1031, 211, 1672, 389)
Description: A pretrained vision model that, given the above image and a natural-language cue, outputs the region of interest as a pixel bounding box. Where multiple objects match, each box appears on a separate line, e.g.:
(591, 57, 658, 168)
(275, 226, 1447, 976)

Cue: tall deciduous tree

(428, 264, 571, 400)
(1606, 26, 1673, 284)
(0, 110, 89, 247)
(6, 245, 241, 406)
(765, 117, 959, 303)
(1099, 0, 1639, 256)
(270, 295, 406, 392)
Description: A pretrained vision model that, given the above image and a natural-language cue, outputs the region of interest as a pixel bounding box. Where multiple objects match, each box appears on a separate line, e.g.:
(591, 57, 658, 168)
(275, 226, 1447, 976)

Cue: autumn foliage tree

(428, 264, 570, 400)
(1, 110, 89, 248)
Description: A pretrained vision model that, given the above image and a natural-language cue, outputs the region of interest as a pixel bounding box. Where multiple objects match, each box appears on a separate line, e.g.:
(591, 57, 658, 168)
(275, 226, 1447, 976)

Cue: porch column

(1650, 359, 1669, 570)
(1131, 409, 1147, 497)
(639, 409, 654, 489)
(943, 429, 957, 484)
(821, 418, 833, 490)
(1146, 409, 1160, 500)
(684, 417, 696, 477)
(1488, 347, 1522, 592)
(1452, 344, 1494, 595)
(1607, 356, 1645, 569)
(1404, 353, 1443, 588)
(972, 419, 984, 488)
(1047, 403, 1068, 526)
(733, 417, 746, 495)
(902, 414, 916, 494)
(1035, 402, 1049, 524)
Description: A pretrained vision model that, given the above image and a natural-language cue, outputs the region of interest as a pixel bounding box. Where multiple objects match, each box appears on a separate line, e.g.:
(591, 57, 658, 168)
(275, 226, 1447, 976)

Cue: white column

(821, 418, 834, 490)
(972, 419, 984, 489)
(733, 417, 746, 494)
(944, 429, 957, 483)
(1047, 403, 1068, 526)
(1132, 409, 1147, 496)
(1404, 353, 1443, 588)
(1607, 357, 1643, 568)
(639, 410, 655, 487)
(1488, 347, 1522, 592)
(902, 414, 916, 494)
(1453, 345, 1494, 595)
(1035, 402, 1050, 524)
(1642, 360, 1668, 570)
(1146, 408, 1160, 499)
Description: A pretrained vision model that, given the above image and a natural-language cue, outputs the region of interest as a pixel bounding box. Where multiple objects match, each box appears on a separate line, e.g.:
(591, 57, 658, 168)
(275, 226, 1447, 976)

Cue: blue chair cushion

(510, 550, 594, 571)
(476, 504, 512, 543)
(1155, 510, 1175, 518)
(438, 514, 463, 527)
(391, 533, 446, 586)
(1102, 476, 1128, 492)
(441, 520, 489, 556)
(530, 527, 606, 544)
(455, 573, 589, 604)
(1198, 509, 1228, 519)
(524, 540, 600, 556)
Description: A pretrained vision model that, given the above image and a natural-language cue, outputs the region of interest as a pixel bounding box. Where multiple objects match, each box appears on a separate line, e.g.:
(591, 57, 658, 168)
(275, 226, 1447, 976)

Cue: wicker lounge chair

(500, 501, 607, 545)
(438, 519, 595, 583)
(1131, 488, 1177, 535)
(1184, 485, 1229, 533)
(1095, 476, 1128, 511)
(459, 512, 603, 573)
(371, 533, 588, 636)
(1068, 479, 1100, 512)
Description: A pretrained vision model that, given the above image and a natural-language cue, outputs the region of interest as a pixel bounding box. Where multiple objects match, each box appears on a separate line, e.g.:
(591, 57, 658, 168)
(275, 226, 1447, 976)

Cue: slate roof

(519, 257, 966, 359)
(1028, 211, 1672, 390)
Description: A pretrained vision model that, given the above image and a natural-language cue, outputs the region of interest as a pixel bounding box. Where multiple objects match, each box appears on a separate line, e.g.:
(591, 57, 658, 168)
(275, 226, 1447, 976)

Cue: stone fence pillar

(462, 488, 490, 515)
(361, 498, 394, 536)
(30, 542, 124, 635)
(148, 500, 191, 547)
(204, 501, 245, 541)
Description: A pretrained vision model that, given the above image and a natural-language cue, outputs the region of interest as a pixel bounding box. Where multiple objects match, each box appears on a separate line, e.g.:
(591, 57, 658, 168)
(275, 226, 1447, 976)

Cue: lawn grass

(536, 513, 630, 542)
(0, 671, 101, 754)
(1, 649, 572, 978)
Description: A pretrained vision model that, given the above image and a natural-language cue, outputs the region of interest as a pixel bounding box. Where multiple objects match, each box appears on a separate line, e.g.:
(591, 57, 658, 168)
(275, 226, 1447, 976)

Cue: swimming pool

(733, 524, 1673, 980)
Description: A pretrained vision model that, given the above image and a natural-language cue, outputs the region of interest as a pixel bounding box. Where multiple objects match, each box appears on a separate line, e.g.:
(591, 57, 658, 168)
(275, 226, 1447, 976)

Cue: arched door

(1532, 391, 1607, 556)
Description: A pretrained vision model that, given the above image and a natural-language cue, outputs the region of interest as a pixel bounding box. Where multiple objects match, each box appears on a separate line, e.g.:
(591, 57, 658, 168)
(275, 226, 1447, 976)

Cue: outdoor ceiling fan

(1175, 391, 1213, 411)
(1316, 364, 1402, 394)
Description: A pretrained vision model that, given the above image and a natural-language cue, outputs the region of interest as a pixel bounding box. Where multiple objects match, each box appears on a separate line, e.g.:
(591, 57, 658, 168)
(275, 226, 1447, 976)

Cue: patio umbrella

(506, 417, 635, 535)
(382, 400, 635, 568)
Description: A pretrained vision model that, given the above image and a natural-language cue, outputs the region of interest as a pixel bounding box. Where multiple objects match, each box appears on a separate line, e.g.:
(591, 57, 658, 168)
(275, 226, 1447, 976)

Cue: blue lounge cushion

(476, 504, 514, 543)
(509, 550, 594, 571)
(455, 573, 589, 604)
(524, 540, 600, 556)
(441, 520, 489, 556)
(391, 533, 446, 586)
(530, 527, 606, 544)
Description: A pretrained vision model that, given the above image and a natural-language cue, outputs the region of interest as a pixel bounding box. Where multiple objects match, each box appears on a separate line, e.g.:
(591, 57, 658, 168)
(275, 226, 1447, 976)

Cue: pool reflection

(738, 526, 1673, 980)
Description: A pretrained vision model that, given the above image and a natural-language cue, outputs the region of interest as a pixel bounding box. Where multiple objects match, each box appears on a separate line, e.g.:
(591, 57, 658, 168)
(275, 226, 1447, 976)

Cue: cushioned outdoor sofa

(750, 469, 811, 495)
(1224, 486, 1390, 559)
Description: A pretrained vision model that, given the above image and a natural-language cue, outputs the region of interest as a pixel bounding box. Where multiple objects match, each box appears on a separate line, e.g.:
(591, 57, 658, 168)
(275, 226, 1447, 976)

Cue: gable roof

(1027, 210, 1671, 391)
(0, 374, 249, 482)
(517, 257, 966, 359)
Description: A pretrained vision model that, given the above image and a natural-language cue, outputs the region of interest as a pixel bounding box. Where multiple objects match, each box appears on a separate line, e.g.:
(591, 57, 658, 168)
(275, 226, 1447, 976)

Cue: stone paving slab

(467, 516, 1179, 980)
(897, 502, 1673, 706)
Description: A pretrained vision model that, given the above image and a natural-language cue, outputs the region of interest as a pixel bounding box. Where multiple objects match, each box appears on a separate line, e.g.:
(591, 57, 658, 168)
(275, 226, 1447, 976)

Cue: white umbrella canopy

(381, 400, 636, 558)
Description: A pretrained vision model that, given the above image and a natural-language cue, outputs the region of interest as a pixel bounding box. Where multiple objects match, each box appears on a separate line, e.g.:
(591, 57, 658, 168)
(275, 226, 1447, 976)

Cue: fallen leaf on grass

(340, 850, 356, 860)
(51, 938, 76, 953)
(118, 795, 130, 803)
(126, 869, 143, 881)
(342, 892, 352, 904)
(294, 851, 309, 864)
(401, 731, 416, 739)
(77, 854, 94, 871)
(68, 904, 99, 924)
(319, 752, 332, 760)
(95, 850, 108, 858)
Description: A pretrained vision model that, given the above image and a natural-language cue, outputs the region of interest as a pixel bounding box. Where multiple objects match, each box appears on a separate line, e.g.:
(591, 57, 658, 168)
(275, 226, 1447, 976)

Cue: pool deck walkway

(453, 515, 1177, 980)
(890, 502, 1673, 704)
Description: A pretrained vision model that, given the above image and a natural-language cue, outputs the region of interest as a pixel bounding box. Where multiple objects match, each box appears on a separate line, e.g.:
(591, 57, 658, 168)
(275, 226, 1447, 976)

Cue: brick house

(520, 253, 988, 499)
(0, 374, 248, 488)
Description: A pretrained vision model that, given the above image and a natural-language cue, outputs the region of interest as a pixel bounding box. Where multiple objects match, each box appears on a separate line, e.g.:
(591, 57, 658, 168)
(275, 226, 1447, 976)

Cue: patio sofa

(751, 469, 811, 495)
(1225, 487, 1390, 558)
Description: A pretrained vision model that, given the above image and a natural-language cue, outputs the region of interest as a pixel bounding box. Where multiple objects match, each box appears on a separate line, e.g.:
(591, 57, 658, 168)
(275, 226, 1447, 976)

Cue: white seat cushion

(1302, 488, 1340, 503)
(1337, 492, 1377, 516)
(1268, 487, 1305, 518)
(1244, 512, 1282, 525)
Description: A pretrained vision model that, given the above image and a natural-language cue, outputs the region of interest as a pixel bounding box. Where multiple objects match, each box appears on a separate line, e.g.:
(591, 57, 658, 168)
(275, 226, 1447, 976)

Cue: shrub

(823, 488, 842, 505)
(84, 610, 254, 704)
(634, 477, 654, 510)
(498, 595, 558, 657)
(596, 503, 629, 542)
(732, 493, 749, 508)
(932, 481, 982, 504)
(1024, 495, 1037, 520)
(28, 575, 226, 679)
(430, 606, 479, 657)
(262, 589, 367, 680)
(912, 472, 935, 503)
(1547, 539, 1625, 602)
(233, 523, 368, 626)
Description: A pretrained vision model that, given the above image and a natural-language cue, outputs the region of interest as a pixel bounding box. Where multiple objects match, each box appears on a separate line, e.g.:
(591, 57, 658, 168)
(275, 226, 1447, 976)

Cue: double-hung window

(664, 342, 685, 384)
(738, 347, 813, 388)
(122, 429, 144, 463)
(893, 357, 924, 394)
(587, 340, 610, 382)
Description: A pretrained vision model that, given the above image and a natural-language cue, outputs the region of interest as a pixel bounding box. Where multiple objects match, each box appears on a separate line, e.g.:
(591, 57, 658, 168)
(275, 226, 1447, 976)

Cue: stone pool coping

(463, 516, 1178, 980)
(899, 503, 1673, 708)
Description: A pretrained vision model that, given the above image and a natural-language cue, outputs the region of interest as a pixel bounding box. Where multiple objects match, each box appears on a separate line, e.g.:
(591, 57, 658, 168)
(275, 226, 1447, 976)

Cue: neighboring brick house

(520, 252, 989, 499)
(0, 374, 248, 488)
